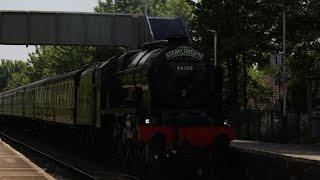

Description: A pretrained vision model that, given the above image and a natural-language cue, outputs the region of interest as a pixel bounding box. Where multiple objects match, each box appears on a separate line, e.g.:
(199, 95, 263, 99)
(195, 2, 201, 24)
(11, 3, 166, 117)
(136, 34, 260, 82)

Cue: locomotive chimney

(167, 35, 188, 45)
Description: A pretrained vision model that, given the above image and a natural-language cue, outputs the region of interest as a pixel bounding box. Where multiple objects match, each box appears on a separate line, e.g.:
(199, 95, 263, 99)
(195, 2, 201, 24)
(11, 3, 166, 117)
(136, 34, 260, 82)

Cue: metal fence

(231, 110, 310, 143)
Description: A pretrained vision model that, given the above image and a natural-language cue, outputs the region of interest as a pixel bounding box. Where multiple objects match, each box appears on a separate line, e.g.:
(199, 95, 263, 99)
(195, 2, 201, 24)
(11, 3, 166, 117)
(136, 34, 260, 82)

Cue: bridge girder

(0, 11, 154, 49)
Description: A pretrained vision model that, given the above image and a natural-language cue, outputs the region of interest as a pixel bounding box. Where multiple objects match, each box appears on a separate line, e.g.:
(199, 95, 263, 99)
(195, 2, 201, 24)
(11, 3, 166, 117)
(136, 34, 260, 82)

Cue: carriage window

(63, 84, 66, 107)
(44, 89, 46, 105)
(70, 83, 72, 106)
(51, 87, 54, 106)
(48, 88, 51, 105)
(45, 88, 47, 105)
(57, 85, 59, 106)
(63, 85, 66, 107)
(26, 92, 28, 106)
(66, 84, 68, 107)
(46, 88, 48, 105)
(54, 86, 56, 106)
(48, 88, 50, 105)
(54, 86, 57, 106)
(57, 85, 59, 107)
(61, 84, 64, 107)
(71, 85, 73, 106)
(59, 85, 62, 107)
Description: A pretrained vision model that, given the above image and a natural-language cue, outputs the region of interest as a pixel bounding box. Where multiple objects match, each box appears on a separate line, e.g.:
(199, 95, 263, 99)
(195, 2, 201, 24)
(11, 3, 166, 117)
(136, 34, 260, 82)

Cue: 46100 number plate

(177, 65, 194, 71)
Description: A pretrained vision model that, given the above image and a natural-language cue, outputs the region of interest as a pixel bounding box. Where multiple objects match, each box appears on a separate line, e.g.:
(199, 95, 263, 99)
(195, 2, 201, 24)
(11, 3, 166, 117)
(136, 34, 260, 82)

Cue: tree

(0, 59, 32, 91)
(95, 0, 143, 14)
(28, 46, 95, 80)
(190, 0, 275, 112)
(95, 0, 193, 21)
(6, 72, 31, 90)
(148, 0, 193, 21)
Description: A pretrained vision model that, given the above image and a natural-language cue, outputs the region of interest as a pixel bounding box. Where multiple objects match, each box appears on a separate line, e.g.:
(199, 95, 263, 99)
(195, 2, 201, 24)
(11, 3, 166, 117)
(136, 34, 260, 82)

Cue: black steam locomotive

(0, 37, 233, 162)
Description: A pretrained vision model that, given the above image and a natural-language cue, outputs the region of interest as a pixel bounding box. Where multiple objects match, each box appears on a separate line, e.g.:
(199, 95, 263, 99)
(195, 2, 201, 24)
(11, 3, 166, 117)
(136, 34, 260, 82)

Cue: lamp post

(268, 2, 287, 142)
(281, 4, 287, 143)
(281, 4, 286, 118)
(144, 0, 148, 15)
(274, 3, 287, 142)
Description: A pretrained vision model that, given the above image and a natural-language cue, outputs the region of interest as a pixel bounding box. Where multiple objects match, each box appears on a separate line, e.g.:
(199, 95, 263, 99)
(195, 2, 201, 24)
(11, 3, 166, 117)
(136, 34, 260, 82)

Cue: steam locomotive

(0, 37, 233, 162)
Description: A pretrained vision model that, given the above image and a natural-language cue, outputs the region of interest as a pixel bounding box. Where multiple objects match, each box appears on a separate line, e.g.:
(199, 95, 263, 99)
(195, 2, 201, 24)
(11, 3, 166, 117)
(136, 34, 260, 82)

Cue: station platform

(230, 140, 320, 164)
(0, 139, 54, 180)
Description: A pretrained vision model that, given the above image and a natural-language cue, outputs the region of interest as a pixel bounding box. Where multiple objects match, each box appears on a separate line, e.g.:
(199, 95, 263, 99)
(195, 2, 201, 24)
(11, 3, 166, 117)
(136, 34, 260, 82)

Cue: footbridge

(0, 11, 191, 49)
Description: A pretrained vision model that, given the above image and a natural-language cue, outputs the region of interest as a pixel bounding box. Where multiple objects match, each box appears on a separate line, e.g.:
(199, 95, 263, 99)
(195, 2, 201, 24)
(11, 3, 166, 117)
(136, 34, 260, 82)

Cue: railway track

(0, 126, 221, 180)
(0, 131, 141, 180)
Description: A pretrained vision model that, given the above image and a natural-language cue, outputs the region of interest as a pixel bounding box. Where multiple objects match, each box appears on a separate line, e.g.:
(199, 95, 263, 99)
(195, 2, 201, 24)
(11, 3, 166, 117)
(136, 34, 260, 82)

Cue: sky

(0, 0, 98, 61)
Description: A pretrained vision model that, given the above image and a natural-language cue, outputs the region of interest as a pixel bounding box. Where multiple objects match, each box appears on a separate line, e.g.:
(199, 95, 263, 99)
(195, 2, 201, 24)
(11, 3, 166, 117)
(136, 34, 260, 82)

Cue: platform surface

(230, 140, 320, 164)
(0, 139, 54, 180)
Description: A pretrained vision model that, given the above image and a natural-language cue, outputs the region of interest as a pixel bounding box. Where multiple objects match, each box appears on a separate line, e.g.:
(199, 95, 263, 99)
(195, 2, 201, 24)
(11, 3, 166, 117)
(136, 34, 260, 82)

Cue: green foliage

(28, 46, 95, 80)
(248, 68, 269, 94)
(95, 0, 193, 20)
(190, 0, 270, 57)
(286, 40, 320, 113)
(6, 72, 31, 90)
(149, 0, 193, 20)
(247, 67, 273, 106)
(189, 0, 320, 114)
(0, 60, 32, 91)
(189, 0, 274, 112)
(95, 0, 144, 14)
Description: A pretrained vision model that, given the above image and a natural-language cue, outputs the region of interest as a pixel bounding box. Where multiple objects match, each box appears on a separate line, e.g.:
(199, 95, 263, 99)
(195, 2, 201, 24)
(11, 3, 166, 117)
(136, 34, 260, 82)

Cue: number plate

(176, 65, 194, 71)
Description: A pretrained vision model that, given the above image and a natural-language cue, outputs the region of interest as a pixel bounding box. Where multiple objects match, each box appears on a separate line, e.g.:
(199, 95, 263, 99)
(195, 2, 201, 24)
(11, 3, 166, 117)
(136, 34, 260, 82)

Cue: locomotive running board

(101, 108, 136, 116)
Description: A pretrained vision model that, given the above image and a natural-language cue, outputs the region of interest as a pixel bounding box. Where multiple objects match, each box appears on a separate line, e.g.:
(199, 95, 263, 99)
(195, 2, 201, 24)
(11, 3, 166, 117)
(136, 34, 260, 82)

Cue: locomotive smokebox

(150, 132, 166, 145)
